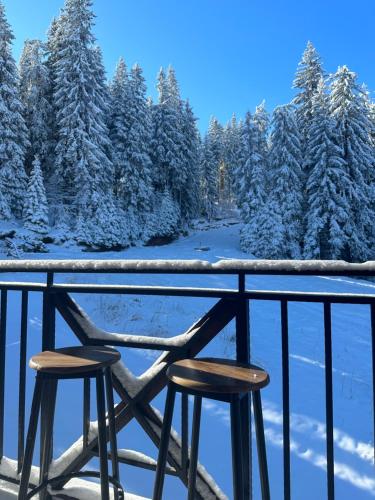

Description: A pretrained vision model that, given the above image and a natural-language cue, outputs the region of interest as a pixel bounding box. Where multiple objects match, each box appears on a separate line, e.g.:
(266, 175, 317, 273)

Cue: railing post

(40, 272, 56, 500)
(281, 300, 290, 500)
(371, 303, 375, 469)
(324, 302, 334, 500)
(0, 290, 7, 462)
(18, 290, 29, 473)
(236, 272, 252, 499)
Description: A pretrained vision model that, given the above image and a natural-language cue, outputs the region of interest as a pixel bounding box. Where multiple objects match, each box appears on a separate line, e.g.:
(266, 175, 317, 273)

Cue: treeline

(0, 0, 202, 252)
(203, 42, 375, 261)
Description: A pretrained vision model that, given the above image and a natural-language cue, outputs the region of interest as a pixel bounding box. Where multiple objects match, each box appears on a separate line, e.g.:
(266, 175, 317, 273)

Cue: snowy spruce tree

(329, 66, 374, 260)
(304, 79, 350, 259)
(150, 67, 185, 235)
(240, 199, 284, 258)
(239, 104, 270, 253)
(180, 100, 200, 220)
(236, 112, 253, 215)
(151, 67, 182, 193)
(0, 2, 29, 219)
(200, 135, 216, 219)
(109, 58, 131, 196)
(19, 39, 52, 175)
(267, 104, 303, 258)
(222, 114, 242, 204)
(146, 188, 180, 242)
(293, 41, 324, 156)
(23, 156, 49, 251)
(45, 14, 67, 172)
(200, 117, 223, 219)
(124, 63, 154, 239)
(52, 0, 117, 246)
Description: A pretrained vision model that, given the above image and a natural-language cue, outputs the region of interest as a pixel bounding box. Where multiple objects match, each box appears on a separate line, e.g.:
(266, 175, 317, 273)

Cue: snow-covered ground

(0, 218, 373, 499)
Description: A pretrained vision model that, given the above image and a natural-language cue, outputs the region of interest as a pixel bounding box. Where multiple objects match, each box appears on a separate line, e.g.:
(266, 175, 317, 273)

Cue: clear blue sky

(3, 0, 374, 131)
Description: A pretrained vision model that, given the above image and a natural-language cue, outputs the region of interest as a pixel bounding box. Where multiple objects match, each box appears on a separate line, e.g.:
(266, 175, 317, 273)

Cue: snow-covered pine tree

(200, 135, 216, 220)
(200, 117, 223, 219)
(252, 101, 269, 172)
(240, 199, 284, 259)
(151, 68, 171, 190)
(304, 79, 350, 259)
(268, 104, 303, 258)
(150, 67, 184, 201)
(0, 2, 29, 219)
(180, 100, 200, 220)
(45, 13, 67, 161)
(239, 103, 270, 254)
(76, 194, 124, 250)
(146, 188, 180, 242)
(23, 156, 49, 251)
(52, 0, 115, 245)
(222, 114, 242, 205)
(91, 45, 112, 134)
(293, 41, 324, 157)
(109, 57, 131, 197)
(165, 66, 186, 206)
(236, 111, 254, 219)
(19, 39, 52, 175)
(125, 63, 154, 239)
(329, 66, 375, 260)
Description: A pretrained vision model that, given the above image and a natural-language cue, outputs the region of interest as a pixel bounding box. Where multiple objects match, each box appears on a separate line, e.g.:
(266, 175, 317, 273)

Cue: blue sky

(3, 0, 374, 131)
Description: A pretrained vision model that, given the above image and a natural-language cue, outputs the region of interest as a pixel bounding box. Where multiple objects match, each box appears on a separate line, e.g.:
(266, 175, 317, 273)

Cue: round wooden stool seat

(29, 346, 121, 375)
(167, 357, 270, 395)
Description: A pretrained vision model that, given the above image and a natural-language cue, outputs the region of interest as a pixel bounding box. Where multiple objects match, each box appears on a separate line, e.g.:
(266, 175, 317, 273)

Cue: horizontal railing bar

(53, 285, 375, 303)
(0, 282, 46, 291)
(51, 283, 236, 297)
(0, 259, 373, 275)
(0, 282, 374, 305)
(244, 289, 375, 304)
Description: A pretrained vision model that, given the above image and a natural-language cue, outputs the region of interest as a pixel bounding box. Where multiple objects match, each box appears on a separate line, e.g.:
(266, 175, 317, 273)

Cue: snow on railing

(0, 258, 373, 274)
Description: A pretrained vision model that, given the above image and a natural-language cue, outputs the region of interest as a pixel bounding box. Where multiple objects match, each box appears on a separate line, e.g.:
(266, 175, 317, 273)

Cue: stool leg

(230, 394, 244, 500)
(18, 374, 44, 499)
(153, 384, 176, 500)
(39, 378, 58, 500)
(181, 393, 189, 479)
(253, 391, 270, 500)
(240, 394, 251, 499)
(83, 377, 91, 449)
(187, 396, 202, 500)
(96, 371, 110, 500)
(105, 367, 121, 500)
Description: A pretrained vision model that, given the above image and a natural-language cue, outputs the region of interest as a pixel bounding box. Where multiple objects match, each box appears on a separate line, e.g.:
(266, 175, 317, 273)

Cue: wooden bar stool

(18, 346, 124, 500)
(153, 358, 270, 500)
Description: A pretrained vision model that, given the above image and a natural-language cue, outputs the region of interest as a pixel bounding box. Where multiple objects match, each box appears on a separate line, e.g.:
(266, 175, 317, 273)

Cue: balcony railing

(0, 259, 373, 499)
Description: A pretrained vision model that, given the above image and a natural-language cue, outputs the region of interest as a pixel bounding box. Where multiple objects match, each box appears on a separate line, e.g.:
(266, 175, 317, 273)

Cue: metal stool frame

(18, 366, 124, 500)
(153, 381, 270, 500)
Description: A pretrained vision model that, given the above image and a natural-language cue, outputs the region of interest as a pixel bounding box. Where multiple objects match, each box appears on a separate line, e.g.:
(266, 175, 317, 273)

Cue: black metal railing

(0, 259, 373, 500)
